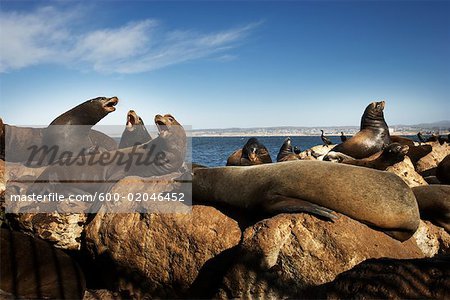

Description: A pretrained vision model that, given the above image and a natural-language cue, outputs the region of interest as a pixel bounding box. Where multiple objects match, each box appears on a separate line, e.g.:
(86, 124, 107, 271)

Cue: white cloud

(0, 6, 261, 74)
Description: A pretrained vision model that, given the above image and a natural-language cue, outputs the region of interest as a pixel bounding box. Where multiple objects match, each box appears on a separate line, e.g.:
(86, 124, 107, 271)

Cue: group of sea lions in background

(193, 100, 450, 241)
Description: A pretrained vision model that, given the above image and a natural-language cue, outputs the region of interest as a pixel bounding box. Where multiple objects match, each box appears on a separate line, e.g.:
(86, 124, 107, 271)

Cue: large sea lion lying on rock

(0, 228, 85, 299)
(226, 137, 272, 166)
(390, 135, 432, 165)
(193, 160, 420, 241)
(330, 101, 391, 159)
(436, 154, 450, 184)
(119, 110, 152, 149)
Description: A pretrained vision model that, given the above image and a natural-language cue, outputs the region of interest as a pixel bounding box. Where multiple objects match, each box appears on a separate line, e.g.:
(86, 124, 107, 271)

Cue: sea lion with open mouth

(119, 110, 152, 149)
(329, 101, 391, 159)
(226, 137, 272, 166)
(24, 114, 186, 212)
(193, 160, 420, 241)
(2, 97, 119, 164)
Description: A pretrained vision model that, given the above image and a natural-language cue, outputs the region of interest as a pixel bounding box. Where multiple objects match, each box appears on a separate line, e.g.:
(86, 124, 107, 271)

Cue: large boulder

(85, 205, 241, 298)
(216, 213, 446, 299)
(386, 156, 428, 187)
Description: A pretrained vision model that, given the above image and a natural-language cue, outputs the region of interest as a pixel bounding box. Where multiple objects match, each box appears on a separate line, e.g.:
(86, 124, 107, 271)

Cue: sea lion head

(154, 114, 184, 139)
(243, 137, 263, 162)
(125, 110, 144, 131)
(360, 100, 388, 130)
(90, 96, 119, 113)
(381, 143, 409, 164)
(277, 137, 294, 161)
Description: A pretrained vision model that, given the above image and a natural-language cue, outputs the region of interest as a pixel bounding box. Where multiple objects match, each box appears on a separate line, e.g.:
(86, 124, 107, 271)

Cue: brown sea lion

(226, 137, 272, 166)
(390, 135, 432, 165)
(436, 154, 450, 184)
(2, 97, 119, 164)
(277, 137, 300, 162)
(193, 160, 420, 241)
(330, 101, 391, 159)
(0, 228, 86, 299)
(327, 143, 409, 170)
(25, 114, 186, 212)
(412, 185, 450, 232)
(119, 110, 152, 149)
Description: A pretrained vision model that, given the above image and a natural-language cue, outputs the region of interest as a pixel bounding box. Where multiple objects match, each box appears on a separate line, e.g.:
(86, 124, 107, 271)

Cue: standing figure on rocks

(340, 131, 347, 142)
(320, 130, 332, 147)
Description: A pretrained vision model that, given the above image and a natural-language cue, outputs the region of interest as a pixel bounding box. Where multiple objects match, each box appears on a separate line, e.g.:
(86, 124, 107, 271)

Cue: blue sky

(1, 1, 449, 129)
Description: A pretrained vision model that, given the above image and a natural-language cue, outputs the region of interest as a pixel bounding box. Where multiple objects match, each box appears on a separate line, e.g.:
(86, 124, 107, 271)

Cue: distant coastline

(191, 120, 450, 137)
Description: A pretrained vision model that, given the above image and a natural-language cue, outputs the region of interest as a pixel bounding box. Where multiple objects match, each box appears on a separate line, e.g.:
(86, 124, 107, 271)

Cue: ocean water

(192, 135, 419, 167)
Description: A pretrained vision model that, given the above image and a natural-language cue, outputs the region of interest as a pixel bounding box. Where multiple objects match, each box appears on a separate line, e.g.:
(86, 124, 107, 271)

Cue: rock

(307, 256, 450, 299)
(10, 213, 87, 250)
(85, 205, 241, 298)
(416, 142, 450, 174)
(299, 144, 336, 161)
(216, 213, 437, 299)
(386, 156, 427, 187)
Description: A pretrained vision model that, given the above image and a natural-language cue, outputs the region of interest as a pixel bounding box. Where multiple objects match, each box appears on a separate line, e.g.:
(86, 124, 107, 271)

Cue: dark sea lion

(390, 135, 432, 165)
(277, 137, 300, 162)
(320, 130, 332, 147)
(412, 185, 450, 232)
(330, 101, 391, 159)
(436, 154, 450, 184)
(119, 110, 152, 149)
(193, 160, 420, 241)
(0, 228, 85, 299)
(293, 146, 301, 154)
(226, 137, 272, 166)
(26, 114, 186, 211)
(328, 143, 409, 170)
(39, 97, 119, 163)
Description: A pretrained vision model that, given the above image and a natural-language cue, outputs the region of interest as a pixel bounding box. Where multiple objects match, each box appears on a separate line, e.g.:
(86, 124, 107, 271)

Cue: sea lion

(2, 97, 119, 164)
(417, 132, 426, 143)
(38, 97, 119, 164)
(436, 154, 450, 184)
(412, 185, 450, 232)
(0, 228, 85, 299)
(119, 110, 152, 149)
(226, 137, 272, 166)
(277, 137, 300, 162)
(327, 143, 409, 170)
(330, 101, 391, 159)
(193, 160, 420, 241)
(389, 135, 432, 165)
(320, 130, 332, 147)
(25, 114, 186, 212)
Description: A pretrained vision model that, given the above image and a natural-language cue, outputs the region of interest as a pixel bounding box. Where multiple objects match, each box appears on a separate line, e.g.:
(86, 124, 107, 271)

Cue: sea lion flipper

(265, 195, 338, 221)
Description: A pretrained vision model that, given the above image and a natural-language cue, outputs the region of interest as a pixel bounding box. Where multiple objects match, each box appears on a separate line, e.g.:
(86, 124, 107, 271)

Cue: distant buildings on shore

(191, 122, 450, 137)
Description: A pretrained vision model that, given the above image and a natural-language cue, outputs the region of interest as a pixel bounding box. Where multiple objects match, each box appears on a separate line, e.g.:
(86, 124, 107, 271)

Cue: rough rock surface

(386, 156, 428, 187)
(85, 205, 241, 298)
(11, 213, 87, 250)
(416, 142, 450, 174)
(83, 289, 123, 300)
(215, 213, 440, 299)
(307, 256, 450, 299)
